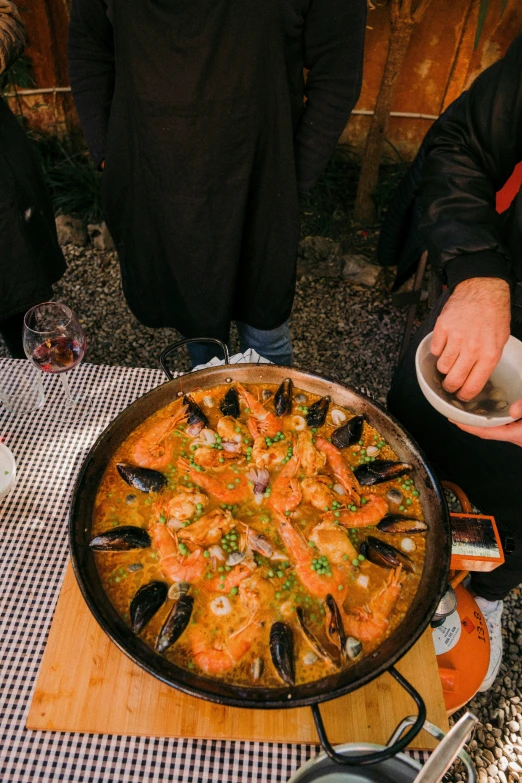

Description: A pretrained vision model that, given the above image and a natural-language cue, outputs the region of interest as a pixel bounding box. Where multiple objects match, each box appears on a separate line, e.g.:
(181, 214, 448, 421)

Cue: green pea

(358, 554, 365, 561)
(412, 490, 419, 497)
(230, 587, 239, 596)
(227, 483, 235, 489)
(399, 505, 405, 512)
(352, 559, 359, 567)
(406, 498, 412, 505)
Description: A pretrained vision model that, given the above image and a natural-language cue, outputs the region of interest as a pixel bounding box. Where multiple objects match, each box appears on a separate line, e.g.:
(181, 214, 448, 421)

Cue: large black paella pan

(69, 339, 451, 765)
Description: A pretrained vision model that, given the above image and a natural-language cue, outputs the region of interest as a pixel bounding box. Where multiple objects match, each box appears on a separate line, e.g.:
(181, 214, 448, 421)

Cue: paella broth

(93, 383, 425, 687)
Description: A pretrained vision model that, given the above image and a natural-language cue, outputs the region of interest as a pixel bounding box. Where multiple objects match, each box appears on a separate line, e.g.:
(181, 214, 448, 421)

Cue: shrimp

(268, 451, 302, 513)
(297, 431, 326, 476)
(216, 416, 248, 450)
(273, 510, 347, 600)
(309, 520, 357, 565)
(154, 486, 208, 523)
(190, 623, 256, 674)
(236, 382, 279, 439)
(193, 446, 239, 468)
(323, 494, 388, 529)
(251, 434, 291, 470)
(132, 409, 187, 470)
(177, 458, 251, 504)
(301, 476, 337, 510)
(151, 523, 207, 583)
(178, 508, 235, 547)
(315, 437, 361, 505)
(208, 552, 258, 593)
(343, 567, 404, 642)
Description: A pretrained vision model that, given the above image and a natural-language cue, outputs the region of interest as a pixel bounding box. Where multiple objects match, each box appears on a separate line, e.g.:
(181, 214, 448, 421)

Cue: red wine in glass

(32, 336, 85, 373)
(23, 302, 87, 410)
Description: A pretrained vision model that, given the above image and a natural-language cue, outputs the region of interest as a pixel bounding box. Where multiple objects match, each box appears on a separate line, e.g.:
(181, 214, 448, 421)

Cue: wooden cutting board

(27, 563, 448, 747)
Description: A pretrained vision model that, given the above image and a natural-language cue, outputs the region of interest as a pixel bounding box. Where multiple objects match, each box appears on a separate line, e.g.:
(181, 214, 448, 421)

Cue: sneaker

(475, 597, 503, 692)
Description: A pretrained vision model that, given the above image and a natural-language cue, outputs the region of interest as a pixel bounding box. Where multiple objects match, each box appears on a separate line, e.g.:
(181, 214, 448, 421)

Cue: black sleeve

(419, 32, 522, 290)
(294, 0, 366, 193)
(67, 0, 114, 169)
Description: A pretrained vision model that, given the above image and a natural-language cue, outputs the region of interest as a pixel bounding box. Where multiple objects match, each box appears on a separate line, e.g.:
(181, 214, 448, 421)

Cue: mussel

(274, 378, 294, 416)
(117, 463, 167, 493)
(306, 396, 330, 428)
(296, 607, 336, 664)
(354, 460, 413, 486)
(325, 594, 347, 664)
(183, 394, 209, 436)
(220, 387, 240, 418)
(331, 415, 365, 449)
(130, 581, 168, 634)
(89, 525, 151, 551)
(377, 515, 428, 534)
(155, 594, 194, 654)
(346, 637, 362, 660)
(270, 621, 295, 686)
(360, 536, 414, 573)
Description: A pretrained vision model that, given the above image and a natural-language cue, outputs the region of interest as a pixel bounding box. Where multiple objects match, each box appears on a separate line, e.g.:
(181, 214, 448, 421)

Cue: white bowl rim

(415, 332, 522, 427)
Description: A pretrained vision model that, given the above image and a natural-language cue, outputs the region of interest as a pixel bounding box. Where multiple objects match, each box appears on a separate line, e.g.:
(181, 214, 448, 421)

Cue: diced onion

(303, 651, 318, 665)
(401, 537, 416, 553)
(356, 574, 369, 589)
(203, 396, 215, 407)
(210, 596, 232, 616)
(333, 483, 345, 496)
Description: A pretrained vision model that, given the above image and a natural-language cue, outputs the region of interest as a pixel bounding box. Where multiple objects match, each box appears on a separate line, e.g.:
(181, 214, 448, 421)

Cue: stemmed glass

(23, 303, 86, 408)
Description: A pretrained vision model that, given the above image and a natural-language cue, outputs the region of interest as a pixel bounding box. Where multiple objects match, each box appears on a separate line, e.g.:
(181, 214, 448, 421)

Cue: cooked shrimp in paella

(91, 380, 426, 687)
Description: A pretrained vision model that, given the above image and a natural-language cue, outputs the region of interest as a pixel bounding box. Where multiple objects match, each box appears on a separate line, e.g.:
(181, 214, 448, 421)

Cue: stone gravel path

(1, 242, 521, 782)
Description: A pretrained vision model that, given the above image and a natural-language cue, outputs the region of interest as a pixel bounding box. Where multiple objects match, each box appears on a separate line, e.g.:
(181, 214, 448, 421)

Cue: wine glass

(23, 303, 86, 407)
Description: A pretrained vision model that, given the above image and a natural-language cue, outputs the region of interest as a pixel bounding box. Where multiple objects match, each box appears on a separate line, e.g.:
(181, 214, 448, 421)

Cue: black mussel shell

(89, 525, 151, 551)
(220, 387, 240, 418)
(183, 395, 209, 428)
(274, 378, 294, 417)
(354, 460, 412, 486)
(306, 396, 330, 428)
(325, 594, 347, 663)
(360, 536, 414, 573)
(130, 581, 168, 634)
(155, 594, 194, 654)
(296, 607, 336, 664)
(377, 515, 428, 534)
(270, 621, 295, 686)
(117, 463, 167, 493)
(331, 415, 365, 449)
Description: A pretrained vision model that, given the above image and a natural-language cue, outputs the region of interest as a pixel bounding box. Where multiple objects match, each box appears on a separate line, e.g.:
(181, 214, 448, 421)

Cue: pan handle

(311, 666, 426, 766)
(159, 338, 230, 380)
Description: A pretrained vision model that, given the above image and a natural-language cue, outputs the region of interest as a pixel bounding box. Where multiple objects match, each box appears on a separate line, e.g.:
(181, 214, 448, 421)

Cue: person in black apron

(68, 0, 366, 366)
(0, 1, 66, 358)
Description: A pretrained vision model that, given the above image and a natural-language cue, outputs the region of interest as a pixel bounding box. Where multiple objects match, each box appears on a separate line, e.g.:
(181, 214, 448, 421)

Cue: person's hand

(453, 399, 522, 446)
(431, 277, 511, 401)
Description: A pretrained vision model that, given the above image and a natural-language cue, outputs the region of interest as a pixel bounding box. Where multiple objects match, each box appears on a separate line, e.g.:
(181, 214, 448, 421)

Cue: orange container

(449, 513, 504, 572)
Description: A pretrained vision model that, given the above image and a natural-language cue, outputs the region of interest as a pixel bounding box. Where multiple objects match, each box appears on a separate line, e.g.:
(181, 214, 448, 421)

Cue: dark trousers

(388, 291, 522, 601)
(0, 311, 26, 358)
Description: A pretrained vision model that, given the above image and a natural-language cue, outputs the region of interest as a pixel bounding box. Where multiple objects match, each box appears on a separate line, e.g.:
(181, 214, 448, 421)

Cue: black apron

(0, 97, 65, 320)
(102, 0, 300, 341)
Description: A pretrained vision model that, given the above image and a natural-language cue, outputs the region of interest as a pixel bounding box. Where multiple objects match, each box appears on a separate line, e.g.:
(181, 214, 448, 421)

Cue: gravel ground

(2, 241, 521, 782)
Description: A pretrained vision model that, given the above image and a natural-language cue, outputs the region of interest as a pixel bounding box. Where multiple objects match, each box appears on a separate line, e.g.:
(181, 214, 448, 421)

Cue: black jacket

(419, 32, 522, 300)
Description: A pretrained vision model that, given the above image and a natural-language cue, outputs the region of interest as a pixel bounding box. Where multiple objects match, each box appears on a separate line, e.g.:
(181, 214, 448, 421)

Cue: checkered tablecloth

(0, 357, 427, 783)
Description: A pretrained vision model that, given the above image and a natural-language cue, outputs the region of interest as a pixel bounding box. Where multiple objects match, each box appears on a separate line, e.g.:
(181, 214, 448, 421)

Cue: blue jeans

(186, 321, 293, 368)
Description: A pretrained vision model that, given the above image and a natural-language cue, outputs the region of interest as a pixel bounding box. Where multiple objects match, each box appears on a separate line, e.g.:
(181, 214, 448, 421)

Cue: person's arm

(0, 0, 25, 75)
(67, 0, 114, 169)
(417, 34, 522, 401)
(420, 32, 522, 290)
(453, 399, 522, 447)
(294, 0, 366, 194)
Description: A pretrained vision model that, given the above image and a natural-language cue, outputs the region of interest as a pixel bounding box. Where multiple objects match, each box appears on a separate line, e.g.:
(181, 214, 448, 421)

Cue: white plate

(415, 333, 522, 428)
(0, 442, 16, 499)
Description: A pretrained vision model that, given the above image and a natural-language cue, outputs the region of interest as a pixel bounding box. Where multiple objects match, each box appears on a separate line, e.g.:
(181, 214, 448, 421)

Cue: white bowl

(0, 443, 16, 500)
(415, 332, 522, 428)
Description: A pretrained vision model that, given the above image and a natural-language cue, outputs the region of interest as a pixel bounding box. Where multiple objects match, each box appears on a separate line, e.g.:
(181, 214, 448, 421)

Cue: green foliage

(474, 0, 509, 50)
(299, 144, 408, 238)
(0, 55, 34, 94)
(28, 132, 103, 224)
